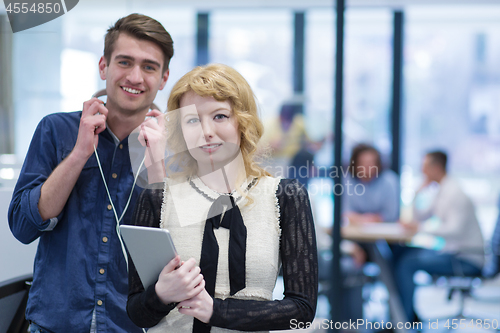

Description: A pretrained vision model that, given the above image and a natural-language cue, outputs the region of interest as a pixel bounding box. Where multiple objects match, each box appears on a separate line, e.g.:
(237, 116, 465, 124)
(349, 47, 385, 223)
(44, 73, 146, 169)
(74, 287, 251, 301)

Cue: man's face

(422, 155, 435, 181)
(99, 33, 169, 115)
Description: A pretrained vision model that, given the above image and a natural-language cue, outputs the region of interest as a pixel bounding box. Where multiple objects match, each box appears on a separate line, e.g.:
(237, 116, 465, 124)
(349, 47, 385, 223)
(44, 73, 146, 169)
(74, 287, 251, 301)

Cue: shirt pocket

(63, 150, 102, 219)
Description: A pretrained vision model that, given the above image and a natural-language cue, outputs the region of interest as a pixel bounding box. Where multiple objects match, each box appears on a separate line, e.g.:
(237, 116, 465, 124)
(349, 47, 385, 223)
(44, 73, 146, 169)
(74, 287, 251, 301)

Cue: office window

(403, 5, 500, 234)
(307, 9, 393, 168)
(210, 9, 293, 121)
(305, 9, 335, 169)
(344, 9, 393, 163)
(305, 8, 393, 232)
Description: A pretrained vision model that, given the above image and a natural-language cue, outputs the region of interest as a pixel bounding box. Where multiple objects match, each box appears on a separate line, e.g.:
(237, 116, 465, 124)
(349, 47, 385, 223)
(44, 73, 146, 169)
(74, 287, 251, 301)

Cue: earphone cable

(93, 144, 146, 269)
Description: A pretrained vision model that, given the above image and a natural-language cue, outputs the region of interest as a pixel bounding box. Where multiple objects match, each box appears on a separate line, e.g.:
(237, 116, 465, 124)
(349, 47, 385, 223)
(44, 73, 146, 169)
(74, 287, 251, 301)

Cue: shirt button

(119, 144, 123, 149)
(107, 204, 112, 210)
(102, 237, 108, 243)
(112, 173, 117, 179)
(97, 300, 103, 306)
(99, 268, 105, 274)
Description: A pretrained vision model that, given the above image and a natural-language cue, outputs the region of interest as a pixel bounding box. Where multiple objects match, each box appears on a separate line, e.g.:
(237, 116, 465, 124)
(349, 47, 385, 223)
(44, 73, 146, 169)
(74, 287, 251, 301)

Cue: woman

(126, 64, 318, 332)
(343, 143, 400, 224)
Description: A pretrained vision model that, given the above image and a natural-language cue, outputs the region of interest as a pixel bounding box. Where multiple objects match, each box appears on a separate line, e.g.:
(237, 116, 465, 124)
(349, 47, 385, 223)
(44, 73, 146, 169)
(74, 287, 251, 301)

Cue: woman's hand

(155, 256, 205, 304)
(177, 288, 214, 323)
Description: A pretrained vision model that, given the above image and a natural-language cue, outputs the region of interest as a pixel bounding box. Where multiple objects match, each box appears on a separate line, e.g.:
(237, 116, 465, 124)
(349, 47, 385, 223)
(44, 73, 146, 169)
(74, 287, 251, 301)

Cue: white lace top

(150, 176, 281, 333)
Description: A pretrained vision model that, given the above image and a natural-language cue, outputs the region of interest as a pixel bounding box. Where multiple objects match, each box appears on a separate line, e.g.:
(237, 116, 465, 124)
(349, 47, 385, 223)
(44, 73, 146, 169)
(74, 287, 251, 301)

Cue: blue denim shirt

(8, 112, 143, 332)
(342, 170, 400, 222)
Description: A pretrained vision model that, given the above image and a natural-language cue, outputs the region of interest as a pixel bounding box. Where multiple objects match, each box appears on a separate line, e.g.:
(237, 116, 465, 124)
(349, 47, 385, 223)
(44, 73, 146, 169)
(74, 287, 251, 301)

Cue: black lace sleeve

(209, 178, 318, 331)
(126, 187, 177, 328)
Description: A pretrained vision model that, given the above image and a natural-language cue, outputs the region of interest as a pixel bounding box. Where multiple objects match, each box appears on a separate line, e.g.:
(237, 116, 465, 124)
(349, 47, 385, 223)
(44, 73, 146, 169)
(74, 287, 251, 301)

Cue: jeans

(395, 248, 482, 322)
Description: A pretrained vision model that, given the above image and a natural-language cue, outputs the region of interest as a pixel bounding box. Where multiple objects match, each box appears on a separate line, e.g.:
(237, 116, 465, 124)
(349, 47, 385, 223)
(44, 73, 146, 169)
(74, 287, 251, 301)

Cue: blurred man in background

(396, 151, 484, 323)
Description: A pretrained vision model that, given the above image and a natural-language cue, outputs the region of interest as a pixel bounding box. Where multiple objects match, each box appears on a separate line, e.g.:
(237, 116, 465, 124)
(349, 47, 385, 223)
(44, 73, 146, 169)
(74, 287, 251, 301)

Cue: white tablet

(119, 225, 177, 289)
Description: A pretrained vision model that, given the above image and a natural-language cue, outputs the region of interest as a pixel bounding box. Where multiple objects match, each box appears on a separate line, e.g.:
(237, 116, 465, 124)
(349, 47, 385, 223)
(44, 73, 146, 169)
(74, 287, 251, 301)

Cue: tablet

(119, 225, 177, 289)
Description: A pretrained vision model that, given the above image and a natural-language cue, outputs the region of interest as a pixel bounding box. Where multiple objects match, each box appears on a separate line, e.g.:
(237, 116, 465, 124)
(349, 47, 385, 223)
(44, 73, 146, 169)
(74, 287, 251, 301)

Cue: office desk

(342, 223, 417, 333)
(342, 222, 415, 243)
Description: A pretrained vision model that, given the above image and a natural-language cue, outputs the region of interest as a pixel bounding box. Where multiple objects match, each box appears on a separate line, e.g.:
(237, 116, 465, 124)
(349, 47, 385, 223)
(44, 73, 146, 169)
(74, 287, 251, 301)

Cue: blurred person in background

(336, 143, 401, 322)
(395, 150, 484, 323)
(320, 143, 399, 322)
(482, 195, 500, 278)
(343, 143, 400, 225)
(261, 104, 306, 174)
(260, 103, 324, 186)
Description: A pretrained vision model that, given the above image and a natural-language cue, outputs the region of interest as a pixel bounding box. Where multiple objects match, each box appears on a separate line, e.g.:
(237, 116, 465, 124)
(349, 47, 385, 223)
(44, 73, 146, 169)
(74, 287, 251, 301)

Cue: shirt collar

(106, 124, 120, 145)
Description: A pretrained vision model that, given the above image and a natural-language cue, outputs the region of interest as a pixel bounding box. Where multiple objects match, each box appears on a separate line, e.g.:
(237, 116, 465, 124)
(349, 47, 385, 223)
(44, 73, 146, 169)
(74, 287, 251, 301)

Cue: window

(403, 5, 500, 234)
(210, 9, 293, 121)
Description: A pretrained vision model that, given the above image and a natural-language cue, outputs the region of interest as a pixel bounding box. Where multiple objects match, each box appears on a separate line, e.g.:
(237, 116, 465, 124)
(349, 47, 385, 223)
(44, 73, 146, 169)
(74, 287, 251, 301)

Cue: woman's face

(179, 90, 240, 172)
(357, 150, 379, 181)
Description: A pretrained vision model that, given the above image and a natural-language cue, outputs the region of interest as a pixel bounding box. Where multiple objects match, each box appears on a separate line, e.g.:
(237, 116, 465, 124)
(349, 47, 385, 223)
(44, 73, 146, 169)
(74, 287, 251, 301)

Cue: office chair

(0, 274, 32, 333)
(431, 215, 500, 325)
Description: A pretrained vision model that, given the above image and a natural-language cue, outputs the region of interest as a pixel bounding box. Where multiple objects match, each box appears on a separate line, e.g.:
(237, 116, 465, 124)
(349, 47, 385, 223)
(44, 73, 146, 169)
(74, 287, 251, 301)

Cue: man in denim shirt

(8, 14, 173, 332)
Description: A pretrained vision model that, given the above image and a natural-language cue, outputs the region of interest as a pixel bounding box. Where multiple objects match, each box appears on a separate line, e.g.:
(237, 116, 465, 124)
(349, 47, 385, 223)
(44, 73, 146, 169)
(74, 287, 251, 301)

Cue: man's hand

(155, 257, 205, 305)
(138, 109, 167, 183)
(38, 98, 108, 221)
(401, 220, 419, 233)
(73, 98, 108, 160)
(345, 212, 383, 224)
(177, 288, 214, 324)
(138, 109, 166, 167)
(341, 240, 367, 267)
(417, 177, 433, 193)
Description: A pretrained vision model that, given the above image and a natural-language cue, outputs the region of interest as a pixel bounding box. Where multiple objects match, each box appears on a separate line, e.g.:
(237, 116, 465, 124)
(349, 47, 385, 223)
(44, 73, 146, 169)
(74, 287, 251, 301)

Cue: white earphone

(91, 89, 158, 267)
(91, 92, 153, 333)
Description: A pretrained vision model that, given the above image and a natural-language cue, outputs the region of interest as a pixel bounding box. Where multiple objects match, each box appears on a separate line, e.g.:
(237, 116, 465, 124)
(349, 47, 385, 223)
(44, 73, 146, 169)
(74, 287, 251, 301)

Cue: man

(395, 151, 484, 322)
(8, 14, 173, 332)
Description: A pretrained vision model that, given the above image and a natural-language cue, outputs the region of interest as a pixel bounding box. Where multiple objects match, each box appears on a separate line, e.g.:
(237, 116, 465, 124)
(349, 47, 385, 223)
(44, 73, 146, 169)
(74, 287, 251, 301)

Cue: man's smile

(121, 86, 144, 95)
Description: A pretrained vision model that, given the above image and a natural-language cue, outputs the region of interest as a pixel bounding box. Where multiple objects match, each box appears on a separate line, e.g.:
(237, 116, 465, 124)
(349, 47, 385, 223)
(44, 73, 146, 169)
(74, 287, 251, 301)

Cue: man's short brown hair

(104, 13, 174, 73)
(426, 150, 447, 172)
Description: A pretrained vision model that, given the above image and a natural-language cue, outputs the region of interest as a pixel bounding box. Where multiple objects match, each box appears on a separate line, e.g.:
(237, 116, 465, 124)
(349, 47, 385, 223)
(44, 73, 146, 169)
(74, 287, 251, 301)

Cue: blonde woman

(126, 64, 318, 332)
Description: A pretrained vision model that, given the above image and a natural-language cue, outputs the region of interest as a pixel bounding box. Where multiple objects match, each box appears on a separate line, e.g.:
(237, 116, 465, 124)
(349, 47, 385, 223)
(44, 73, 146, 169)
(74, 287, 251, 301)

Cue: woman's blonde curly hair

(164, 63, 270, 181)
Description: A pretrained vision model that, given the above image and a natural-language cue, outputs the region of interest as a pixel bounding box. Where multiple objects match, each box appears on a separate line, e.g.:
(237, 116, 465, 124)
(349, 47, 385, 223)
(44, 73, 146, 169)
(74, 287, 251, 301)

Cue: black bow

(193, 195, 247, 332)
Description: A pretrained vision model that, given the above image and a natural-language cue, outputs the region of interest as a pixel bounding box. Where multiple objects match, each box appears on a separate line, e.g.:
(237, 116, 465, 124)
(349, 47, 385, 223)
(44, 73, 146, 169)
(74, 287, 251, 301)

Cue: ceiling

(93, 0, 500, 9)
(2, 0, 500, 17)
